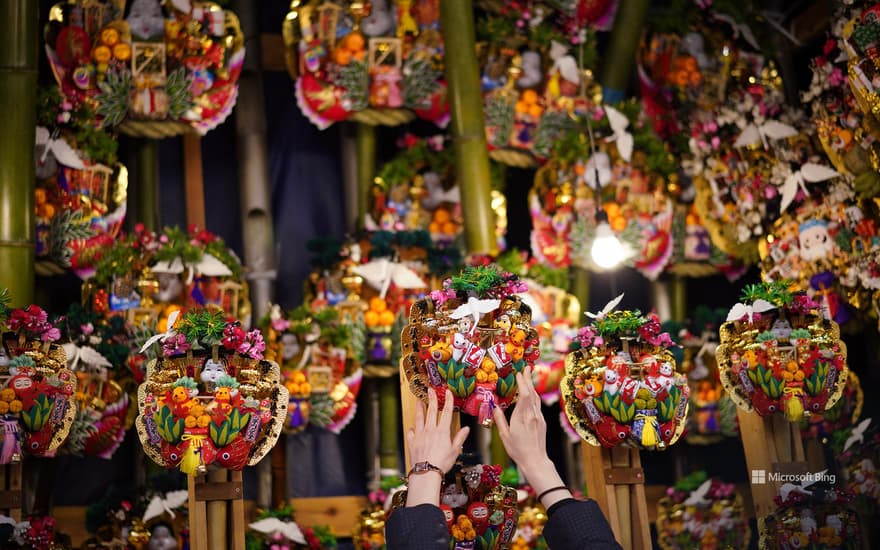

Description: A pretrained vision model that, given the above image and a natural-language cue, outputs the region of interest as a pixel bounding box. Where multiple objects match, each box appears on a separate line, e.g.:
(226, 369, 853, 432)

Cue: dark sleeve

(385, 504, 450, 550)
(543, 498, 622, 549)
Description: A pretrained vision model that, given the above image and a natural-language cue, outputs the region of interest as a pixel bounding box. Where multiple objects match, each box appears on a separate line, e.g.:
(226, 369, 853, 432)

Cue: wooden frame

(187, 469, 246, 550)
(737, 408, 807, 519)
(582, 443, 651, 550)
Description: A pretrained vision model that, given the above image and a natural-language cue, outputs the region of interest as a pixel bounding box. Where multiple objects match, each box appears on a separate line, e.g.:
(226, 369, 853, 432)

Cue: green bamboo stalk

(356, 123, 376, 230)
(440, 0, 497, 256)
(133, 139, 160, 231)
(670, 277, 687, 323)
(570, 267, 591, 314)
(490, 430, 507, 467)
(378, 376, 400, 472)
(0, 0, 37, 306)
(599, 0, 651, 103)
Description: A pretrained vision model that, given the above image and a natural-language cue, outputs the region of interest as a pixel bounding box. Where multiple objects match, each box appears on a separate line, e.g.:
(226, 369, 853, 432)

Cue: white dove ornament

(139, 309, 180, 353)
(583, 152, 612, 189)
(683, 479, 713, 507)
(733, 120, 798, 149)
(248, 517, 306, 545)
(450, 297, 501, 334)
(35, 126, 85, 179)
(726, 299, 776, 323)
(603, 106, 634, 162)
(585, 293, 624, 321)
(844, 418, 872, 452)
(143, 490, 189, 522)
(779, 163, 839, 212)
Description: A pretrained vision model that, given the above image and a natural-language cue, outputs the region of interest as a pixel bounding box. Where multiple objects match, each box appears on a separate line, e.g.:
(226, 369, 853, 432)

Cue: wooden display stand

(187, 469, 246, 550)
(399, 364, 459, 471)
(0, 462, 21, 521)
(737, 408, 807, 519)
(581, 443, 650, 550)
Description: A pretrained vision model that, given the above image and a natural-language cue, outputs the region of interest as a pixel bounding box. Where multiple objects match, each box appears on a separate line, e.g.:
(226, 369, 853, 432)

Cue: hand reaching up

(493, 366, 572, 509)
(406, 389, 470, 507)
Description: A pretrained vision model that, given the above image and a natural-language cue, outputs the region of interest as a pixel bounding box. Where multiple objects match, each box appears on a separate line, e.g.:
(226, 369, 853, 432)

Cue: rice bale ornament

(400, 267, 539, 426)
(715, 282, 848, 423)
(391, 462, 518, 550)
(0, 302, 77, 461)
(561, 294, 689, 450)
(135, 309, 287, 475)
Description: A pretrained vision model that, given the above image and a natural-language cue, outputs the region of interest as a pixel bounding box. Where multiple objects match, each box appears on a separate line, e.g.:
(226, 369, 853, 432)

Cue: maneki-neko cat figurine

(135, 309, 287, 475)
(400, 267, 539, 426)
(715, 281, 848, 423)
(0, 301, 77, 462)
(561, 294, 689, 450)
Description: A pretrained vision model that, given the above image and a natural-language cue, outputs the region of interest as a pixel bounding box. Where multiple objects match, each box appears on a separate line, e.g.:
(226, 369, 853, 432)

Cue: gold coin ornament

(135, 309, 287, 475)
(759, 481, 861, 550)
(45, 0, 245, 135)
(391, 462, 519, 550)
(400, 266, 539, 427)
(716, 282, 848, 423)
(0, 302, 77, 462)
(655, 472, 749, 550)
(287, 0, 447, 128)
(561, 294, 689, 450)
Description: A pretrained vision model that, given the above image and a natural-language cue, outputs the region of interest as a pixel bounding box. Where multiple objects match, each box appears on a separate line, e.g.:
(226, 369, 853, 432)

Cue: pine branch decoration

(485, 96, 515, 148)
(166, 67, 194, 119)
(534, 111, 576, 158)
(47, 209, 94, 267)
(403, 58, 441, 108)
(96, 69, 132, 128)
(338, 61, 369, 111)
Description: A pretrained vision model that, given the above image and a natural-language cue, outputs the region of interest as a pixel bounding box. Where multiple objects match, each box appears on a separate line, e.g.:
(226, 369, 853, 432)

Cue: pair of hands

(406, 366, 571, 509)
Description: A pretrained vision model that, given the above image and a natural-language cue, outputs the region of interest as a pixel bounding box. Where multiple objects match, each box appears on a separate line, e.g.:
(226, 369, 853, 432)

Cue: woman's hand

(406, 389, 470, 507)
(493, 366, 571, 509)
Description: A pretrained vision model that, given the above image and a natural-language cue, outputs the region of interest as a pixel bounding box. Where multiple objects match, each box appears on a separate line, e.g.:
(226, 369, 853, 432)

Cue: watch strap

(407, 461, 443, 479)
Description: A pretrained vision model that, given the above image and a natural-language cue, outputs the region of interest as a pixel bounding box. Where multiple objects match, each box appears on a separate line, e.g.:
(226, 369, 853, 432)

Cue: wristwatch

(407, 461, 443, 479)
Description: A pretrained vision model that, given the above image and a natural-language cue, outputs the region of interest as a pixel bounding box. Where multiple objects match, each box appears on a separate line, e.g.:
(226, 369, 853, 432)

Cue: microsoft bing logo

(750, 469, 836, 485)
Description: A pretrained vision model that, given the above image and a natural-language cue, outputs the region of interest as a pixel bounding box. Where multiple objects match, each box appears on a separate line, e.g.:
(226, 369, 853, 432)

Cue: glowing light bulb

(591, 221, 627, 269)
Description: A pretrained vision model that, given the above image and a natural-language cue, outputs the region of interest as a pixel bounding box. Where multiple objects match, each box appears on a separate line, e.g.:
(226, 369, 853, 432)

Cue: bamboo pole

(0, 0, 37, 306)
(356, 123, 376, 231)
(133, 139, 160, 231)
(340, 123, 359, 232)
(670, 277, 687, 323)
(378, 376, 400, 473)
(439, 0, 497, 256)
(598, 0, 651, 103)
(232, 0, 277, 510)
(183, 133, 206, 228)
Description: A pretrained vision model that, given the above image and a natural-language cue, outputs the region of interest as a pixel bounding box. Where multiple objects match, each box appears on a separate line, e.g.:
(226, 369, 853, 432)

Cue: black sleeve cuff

(385, 504, 451, 550)
(543, 498, 622, 550)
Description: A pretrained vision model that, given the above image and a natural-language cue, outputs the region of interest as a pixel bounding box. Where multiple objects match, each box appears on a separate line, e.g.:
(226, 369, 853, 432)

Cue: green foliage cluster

(449, 265, 508, 297)
(37, 86, 118, 165)
(594, 310, 647, 338)
(209, 408, 250, 447)
(740, 281, 792, 307)
(375, 137, 452, 188)
(178, 309, 227, 348)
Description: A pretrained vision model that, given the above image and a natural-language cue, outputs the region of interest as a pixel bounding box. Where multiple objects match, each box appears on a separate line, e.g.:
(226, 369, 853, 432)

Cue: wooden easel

(187, 469, 246, 550)
(0, 462, 22, 521)
(581, 443, 651, 550)
(737, 408, 807, 518)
